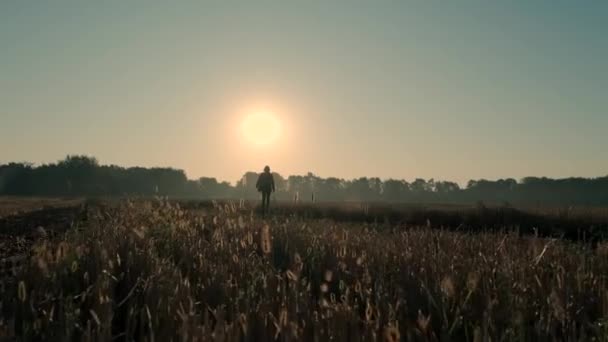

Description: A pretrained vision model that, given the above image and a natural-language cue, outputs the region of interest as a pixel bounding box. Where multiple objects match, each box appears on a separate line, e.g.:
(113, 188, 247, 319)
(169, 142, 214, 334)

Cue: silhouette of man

(256, 165, 275, 215)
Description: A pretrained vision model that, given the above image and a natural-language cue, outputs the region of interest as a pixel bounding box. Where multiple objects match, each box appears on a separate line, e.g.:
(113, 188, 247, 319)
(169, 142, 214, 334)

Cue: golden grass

(1, 199, 607, 341)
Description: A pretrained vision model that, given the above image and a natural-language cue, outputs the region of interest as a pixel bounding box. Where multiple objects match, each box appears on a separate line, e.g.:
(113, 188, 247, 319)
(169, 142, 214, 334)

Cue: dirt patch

(0, 205, 86, 260)
(0, 197, 83, 219)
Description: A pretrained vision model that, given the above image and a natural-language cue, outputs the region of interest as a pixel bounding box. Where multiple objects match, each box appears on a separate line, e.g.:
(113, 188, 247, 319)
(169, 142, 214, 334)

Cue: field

(1, 198, 608, 341)
(0, 197, 84, 219)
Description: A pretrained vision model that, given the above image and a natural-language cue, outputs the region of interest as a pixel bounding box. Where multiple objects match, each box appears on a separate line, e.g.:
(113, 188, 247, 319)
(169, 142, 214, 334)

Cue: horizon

(2, 155, 607, 188)
(1, 2, 607, 185)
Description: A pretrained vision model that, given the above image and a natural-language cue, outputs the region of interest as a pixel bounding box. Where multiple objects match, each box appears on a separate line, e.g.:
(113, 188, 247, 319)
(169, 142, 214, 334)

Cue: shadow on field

(178, 200, 608, 243)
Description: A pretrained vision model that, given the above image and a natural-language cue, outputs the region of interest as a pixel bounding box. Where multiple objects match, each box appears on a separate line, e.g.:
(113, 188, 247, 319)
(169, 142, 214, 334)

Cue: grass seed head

(383, 325, 400, 342)
(17, 281, 27, 302)
(261, 224, 272, 254)
(440, 276, 455, 299)
(467, 272, 480, 292)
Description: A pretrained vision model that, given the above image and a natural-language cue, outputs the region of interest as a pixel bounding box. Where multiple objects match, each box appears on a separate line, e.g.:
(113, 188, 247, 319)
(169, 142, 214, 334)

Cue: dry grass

(1, 199, 607, 341)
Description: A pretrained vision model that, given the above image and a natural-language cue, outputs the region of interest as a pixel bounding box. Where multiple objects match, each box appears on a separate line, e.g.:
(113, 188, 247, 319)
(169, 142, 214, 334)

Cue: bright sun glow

(240, 110, 282, 146)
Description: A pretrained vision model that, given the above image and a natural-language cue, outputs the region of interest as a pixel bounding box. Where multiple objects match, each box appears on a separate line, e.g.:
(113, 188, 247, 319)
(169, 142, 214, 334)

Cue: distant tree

(319, 177, 344, 201)
(383, 179, 408, 202)
(435, 181, 460, 194)
(199, 177, 222, 198)
(369, 177, 383, 201)
(1, 156, 607, 205)
(235, 172, 259, 199)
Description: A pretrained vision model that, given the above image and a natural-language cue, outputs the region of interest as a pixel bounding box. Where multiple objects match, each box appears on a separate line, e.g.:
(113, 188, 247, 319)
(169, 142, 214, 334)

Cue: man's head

(264, 165, 270, 173)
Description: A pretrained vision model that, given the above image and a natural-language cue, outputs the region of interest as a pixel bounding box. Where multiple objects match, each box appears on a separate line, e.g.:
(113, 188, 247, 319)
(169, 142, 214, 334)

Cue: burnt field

(1, 198, 607, 340)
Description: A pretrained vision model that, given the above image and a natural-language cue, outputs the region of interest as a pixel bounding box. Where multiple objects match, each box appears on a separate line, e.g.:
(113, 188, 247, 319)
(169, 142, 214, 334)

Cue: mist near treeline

(1, 155, 607, 206)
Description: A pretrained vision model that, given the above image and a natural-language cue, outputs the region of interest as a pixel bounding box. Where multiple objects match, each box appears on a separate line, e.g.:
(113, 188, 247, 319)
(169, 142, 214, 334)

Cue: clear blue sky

(1, 1, 606, 185)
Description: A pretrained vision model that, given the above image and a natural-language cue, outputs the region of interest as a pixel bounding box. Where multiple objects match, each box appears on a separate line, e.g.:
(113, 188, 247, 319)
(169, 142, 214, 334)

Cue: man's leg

(261, 192, 266, 214)
(263, 191, 270, 214)
(266, 191, 270, 213)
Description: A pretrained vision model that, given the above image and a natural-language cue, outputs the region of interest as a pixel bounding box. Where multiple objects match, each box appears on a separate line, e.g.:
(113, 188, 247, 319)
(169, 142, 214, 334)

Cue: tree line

(1, 155, 607, 205)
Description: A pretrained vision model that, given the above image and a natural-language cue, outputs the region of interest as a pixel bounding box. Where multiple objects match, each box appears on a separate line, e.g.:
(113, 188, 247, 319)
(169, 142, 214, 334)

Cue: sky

(1, 1, 607, 185)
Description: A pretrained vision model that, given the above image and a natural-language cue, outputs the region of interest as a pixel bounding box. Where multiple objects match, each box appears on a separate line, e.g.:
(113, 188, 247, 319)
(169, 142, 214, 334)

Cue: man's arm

(271, 175, 275, 192)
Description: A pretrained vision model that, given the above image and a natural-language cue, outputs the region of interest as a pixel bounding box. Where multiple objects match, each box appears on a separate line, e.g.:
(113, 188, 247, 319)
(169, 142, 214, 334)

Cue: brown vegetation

(1, 199, 607, 340)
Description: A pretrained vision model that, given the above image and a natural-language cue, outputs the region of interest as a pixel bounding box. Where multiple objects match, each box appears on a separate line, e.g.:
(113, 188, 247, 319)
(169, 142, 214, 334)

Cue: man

(256, 165, 275, 215)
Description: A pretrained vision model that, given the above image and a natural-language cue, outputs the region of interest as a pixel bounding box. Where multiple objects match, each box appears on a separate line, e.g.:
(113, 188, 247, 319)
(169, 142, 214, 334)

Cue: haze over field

(3, 3, 608, 340)
(1, 2, 607, 185)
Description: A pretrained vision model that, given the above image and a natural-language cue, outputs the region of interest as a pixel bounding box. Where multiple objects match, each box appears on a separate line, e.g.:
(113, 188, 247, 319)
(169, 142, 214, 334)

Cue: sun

(240, 110, 282, 146)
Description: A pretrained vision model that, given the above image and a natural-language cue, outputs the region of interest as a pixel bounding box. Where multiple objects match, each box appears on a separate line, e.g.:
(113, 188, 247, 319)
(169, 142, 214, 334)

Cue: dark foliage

(1, 155, 608, 206)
